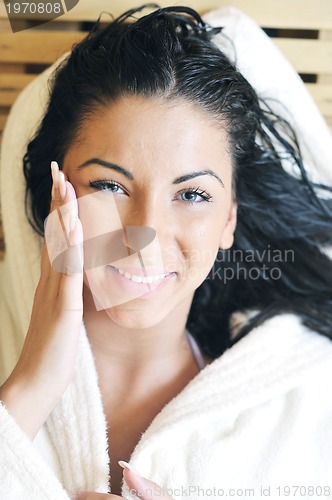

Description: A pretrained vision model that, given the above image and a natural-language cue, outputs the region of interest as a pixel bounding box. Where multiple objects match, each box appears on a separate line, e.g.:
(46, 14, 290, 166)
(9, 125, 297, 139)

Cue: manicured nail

(51, 161, 60, 199)
(118, 460, 142, 478)
(51, 161, 59, 182)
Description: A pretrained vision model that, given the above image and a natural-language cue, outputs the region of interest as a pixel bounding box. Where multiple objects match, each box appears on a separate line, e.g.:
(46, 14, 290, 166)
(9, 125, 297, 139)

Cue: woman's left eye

(89, 180, 126, 194)
(177, 188, 212, 204)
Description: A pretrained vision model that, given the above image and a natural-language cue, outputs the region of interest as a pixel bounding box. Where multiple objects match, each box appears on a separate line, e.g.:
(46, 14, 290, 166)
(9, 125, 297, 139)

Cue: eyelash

(89, 179, 213, 204)
(89, 179, 125, 194)
(177, 186, 212, 204)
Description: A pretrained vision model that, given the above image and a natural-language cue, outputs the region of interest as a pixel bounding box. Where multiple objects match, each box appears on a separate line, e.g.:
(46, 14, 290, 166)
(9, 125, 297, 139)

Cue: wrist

(0, 372, 59, 440)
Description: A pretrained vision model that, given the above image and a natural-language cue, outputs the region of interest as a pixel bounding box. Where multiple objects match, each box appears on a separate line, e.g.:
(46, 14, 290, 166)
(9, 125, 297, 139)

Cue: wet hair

(23, 4, 332, 358)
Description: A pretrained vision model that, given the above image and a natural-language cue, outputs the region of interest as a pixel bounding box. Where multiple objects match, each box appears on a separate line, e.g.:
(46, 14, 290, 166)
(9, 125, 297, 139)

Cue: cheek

(183, 202, 228, 249)
(177, 214, 224, 283)
(76, 191, 123, 241)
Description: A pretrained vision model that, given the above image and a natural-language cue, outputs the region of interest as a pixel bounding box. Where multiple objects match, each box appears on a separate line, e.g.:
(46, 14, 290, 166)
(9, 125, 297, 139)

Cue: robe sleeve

(0, 402, 71, 500)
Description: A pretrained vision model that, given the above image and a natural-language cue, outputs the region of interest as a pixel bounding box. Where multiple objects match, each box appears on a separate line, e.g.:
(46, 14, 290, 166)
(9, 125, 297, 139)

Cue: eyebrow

(173, 170, 224, 187)
(77, 158, 134, 180)
(77, 158, 224, 187)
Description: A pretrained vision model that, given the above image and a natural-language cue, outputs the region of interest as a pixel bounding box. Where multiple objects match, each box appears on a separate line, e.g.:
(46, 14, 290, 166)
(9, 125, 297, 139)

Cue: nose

(121, 193, 169, 237)
(122, 225, 157, 255)
(119, 194, 174, 268)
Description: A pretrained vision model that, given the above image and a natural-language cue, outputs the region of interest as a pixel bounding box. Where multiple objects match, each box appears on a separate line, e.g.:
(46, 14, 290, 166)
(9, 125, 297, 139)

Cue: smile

(111, 266, 170, 284)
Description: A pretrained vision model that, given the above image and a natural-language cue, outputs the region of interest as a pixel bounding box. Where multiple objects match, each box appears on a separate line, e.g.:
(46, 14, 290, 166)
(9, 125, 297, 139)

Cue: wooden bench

(1, 0, 332, 258)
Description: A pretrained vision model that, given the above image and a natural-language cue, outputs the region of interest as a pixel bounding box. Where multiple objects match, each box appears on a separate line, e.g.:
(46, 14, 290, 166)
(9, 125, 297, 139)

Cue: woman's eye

(89, 180, 126, 194)
(178, 188, 212, 204)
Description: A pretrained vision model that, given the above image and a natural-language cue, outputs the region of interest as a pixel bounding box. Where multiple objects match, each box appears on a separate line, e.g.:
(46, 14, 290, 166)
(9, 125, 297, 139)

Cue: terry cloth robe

(1, 7, 332, 500)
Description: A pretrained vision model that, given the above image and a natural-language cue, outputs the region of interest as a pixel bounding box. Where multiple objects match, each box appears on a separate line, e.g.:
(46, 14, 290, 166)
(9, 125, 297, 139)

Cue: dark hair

(23, 4, 332, 358)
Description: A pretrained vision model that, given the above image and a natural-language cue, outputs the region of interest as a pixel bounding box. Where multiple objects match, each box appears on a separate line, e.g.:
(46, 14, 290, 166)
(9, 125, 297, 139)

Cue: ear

(219, 201, 237, 250)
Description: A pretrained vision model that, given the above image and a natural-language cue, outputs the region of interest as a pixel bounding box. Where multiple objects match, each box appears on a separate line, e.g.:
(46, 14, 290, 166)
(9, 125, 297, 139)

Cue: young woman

(1, 5, 332, 500)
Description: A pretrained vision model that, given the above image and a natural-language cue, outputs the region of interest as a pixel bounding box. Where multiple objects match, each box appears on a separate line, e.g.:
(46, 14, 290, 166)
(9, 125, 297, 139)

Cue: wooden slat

(317, 74, 332, 85)
(0, 208, 4, 260)
(0, 113, 8, 130)
(1, 0, 332, 29)
(306, 83, 332, 117)
(319, 76, 332, 84)
(318, 30, 332, 84)
(0, 31, 85, 64)
(326, 116, 332, 130)
(0, 62, 26, 73)
(0, 0, 331, 30)
(0, 73, 35, 89)
(0, 18, 11, 31)
(0, 73, 36, 106)
(0, 90, 18, 106)
(274, 39, 332, 74)
(1, 32, 332, 77)
(320, 29, 332, 41)
(0, 19, 29, 31)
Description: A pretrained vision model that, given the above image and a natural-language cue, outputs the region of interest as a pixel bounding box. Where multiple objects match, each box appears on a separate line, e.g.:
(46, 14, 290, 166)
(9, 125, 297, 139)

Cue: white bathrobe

(1, 7, 332, 500)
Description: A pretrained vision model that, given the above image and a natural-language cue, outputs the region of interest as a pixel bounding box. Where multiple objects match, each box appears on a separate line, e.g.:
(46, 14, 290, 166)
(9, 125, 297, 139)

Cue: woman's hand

(0, 161, 83, 439)
(122, 465, 174, 500)
(72, 461, 174, 500)
(71, 495, 121, 499)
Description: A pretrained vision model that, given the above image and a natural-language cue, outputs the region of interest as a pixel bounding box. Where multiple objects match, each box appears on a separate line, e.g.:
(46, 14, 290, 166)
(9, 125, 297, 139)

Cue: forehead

(65, 95, 232, 177)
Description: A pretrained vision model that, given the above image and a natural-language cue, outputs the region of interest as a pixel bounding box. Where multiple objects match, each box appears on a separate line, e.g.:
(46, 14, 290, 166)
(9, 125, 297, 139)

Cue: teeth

(117, 268, 168, 284)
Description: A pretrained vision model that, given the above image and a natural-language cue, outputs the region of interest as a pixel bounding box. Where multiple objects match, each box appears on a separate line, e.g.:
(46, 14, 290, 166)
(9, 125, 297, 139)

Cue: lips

(100, 264, 176, 302)
(108, 265, 174, 284)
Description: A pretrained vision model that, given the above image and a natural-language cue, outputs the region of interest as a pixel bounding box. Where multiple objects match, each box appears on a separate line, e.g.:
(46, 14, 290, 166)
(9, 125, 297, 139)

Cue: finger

(58, 216, 84, 311)
(44, 171, 81, 299)
(72, 493, 123, 499)
(46, 182, 79, 275)
(46, 170, 73, 274)
(40, 161, 68, 285)
(38, 162, 84, 314)
(50, 160, 66, 213)
(122, 467, 173, 500)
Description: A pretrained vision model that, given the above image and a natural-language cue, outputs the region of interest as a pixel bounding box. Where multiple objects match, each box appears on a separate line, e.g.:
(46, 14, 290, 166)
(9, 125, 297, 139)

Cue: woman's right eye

(89, 180, 127, 195)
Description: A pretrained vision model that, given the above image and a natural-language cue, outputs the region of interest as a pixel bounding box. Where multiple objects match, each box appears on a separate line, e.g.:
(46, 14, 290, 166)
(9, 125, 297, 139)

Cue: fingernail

(51, 161, 60, 199)
(51, 161, 59, 184)
(118, 460, 143, 478)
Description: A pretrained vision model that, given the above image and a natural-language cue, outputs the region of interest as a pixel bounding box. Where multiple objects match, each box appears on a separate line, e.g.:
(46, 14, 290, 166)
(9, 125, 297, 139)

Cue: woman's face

(63, 95, 237, 327)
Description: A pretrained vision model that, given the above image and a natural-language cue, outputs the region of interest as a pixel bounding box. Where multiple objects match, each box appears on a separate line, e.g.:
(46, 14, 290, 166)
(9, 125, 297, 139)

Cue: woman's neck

(82, 283, 196, 390)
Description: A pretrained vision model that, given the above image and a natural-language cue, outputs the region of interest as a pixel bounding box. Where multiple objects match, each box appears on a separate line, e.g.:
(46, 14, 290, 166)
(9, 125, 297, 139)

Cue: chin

(103, 302, 167, 330)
